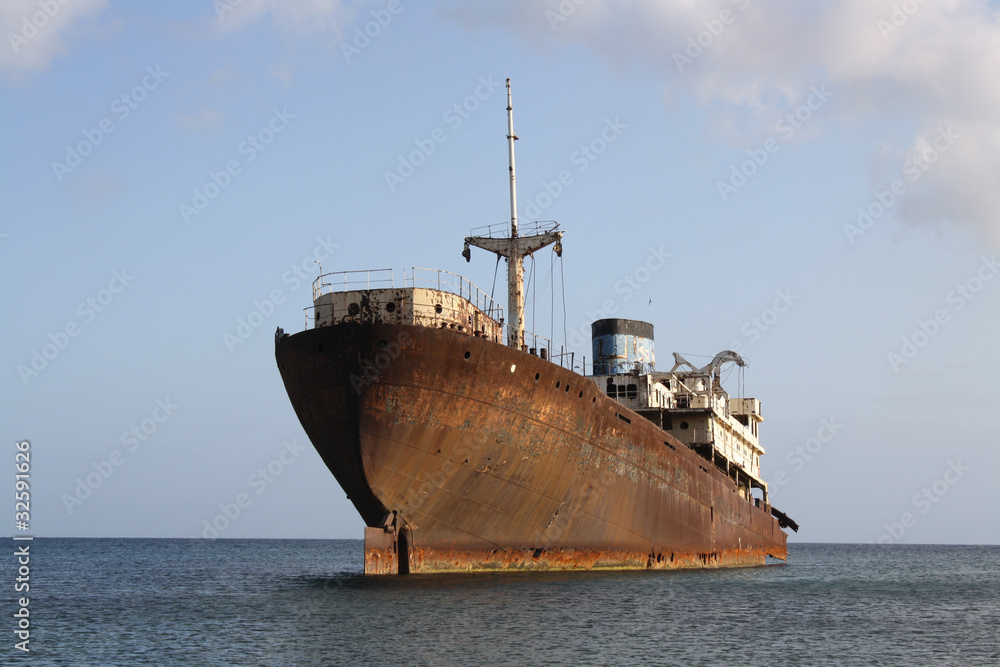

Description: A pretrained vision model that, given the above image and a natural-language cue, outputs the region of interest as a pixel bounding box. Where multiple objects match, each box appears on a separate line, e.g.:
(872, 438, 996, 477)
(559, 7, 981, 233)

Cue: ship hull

(276, 323, 787, 573)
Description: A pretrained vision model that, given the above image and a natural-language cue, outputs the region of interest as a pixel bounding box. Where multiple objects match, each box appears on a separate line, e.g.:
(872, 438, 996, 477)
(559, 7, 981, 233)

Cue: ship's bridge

(587, 318, 768, 499)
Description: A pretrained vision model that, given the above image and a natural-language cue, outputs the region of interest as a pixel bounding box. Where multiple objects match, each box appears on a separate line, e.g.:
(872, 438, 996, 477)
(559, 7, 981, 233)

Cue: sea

(5, 540, 998, 666)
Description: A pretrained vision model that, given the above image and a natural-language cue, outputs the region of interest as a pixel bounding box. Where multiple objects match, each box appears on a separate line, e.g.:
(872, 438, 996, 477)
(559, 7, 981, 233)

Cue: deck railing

(466, 220, 560, 240)
(312, 268, 503, 321)
(308, 265, 594, 372)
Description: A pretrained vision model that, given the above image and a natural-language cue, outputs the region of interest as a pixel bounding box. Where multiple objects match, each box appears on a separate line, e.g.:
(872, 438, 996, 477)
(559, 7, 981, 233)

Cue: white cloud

(174, 108, 227, 132)
(441, 0, 1000, 245)
(1, 0, 109, 76)
(213, 0, 361, 37)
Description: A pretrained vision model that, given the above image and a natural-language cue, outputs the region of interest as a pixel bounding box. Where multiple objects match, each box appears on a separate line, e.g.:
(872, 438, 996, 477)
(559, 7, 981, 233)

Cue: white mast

(505, 79, 524, 349)
(507, 78, 519, 240)
(464, 78, 562, 349)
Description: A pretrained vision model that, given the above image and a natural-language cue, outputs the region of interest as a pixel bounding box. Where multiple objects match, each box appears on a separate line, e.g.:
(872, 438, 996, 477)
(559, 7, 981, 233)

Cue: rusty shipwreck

(275, 79, 797, 574)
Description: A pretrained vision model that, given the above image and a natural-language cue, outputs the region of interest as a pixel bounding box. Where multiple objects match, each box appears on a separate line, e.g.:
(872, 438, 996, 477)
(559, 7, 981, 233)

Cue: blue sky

(3, 0, 998, 545)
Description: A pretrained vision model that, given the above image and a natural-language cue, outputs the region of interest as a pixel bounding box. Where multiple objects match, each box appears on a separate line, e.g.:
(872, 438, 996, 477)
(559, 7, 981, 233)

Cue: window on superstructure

(626, 384, 638, 399)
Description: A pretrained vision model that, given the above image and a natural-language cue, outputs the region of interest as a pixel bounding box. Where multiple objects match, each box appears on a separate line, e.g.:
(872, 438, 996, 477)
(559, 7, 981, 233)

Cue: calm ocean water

(5, 540, 998, 666)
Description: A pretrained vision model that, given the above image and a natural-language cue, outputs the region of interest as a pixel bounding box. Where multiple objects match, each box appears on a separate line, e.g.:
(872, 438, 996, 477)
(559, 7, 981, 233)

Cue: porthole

(534, 372, 540, 381)
(464, 350, 471, 360)
(378, 340, 388, 349)
(385, 302, 396, 313)
(435, 304, 443, 314)
(556, 381, 561, 389)
(680, 421, 689, 430)
(510, 364, 516, 373)
(579, 391, 584, 398)
(347, 303, 360, 316)
(565, 384, 570, 392)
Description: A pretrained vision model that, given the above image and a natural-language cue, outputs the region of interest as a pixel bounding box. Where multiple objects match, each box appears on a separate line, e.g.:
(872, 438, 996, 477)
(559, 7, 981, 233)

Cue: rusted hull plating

(409, 545, 774, 573)
(276, 323, 788, 574)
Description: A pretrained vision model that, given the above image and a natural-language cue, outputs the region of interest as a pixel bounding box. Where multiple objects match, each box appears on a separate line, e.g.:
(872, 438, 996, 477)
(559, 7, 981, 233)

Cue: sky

(3, 0, 999, 546)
